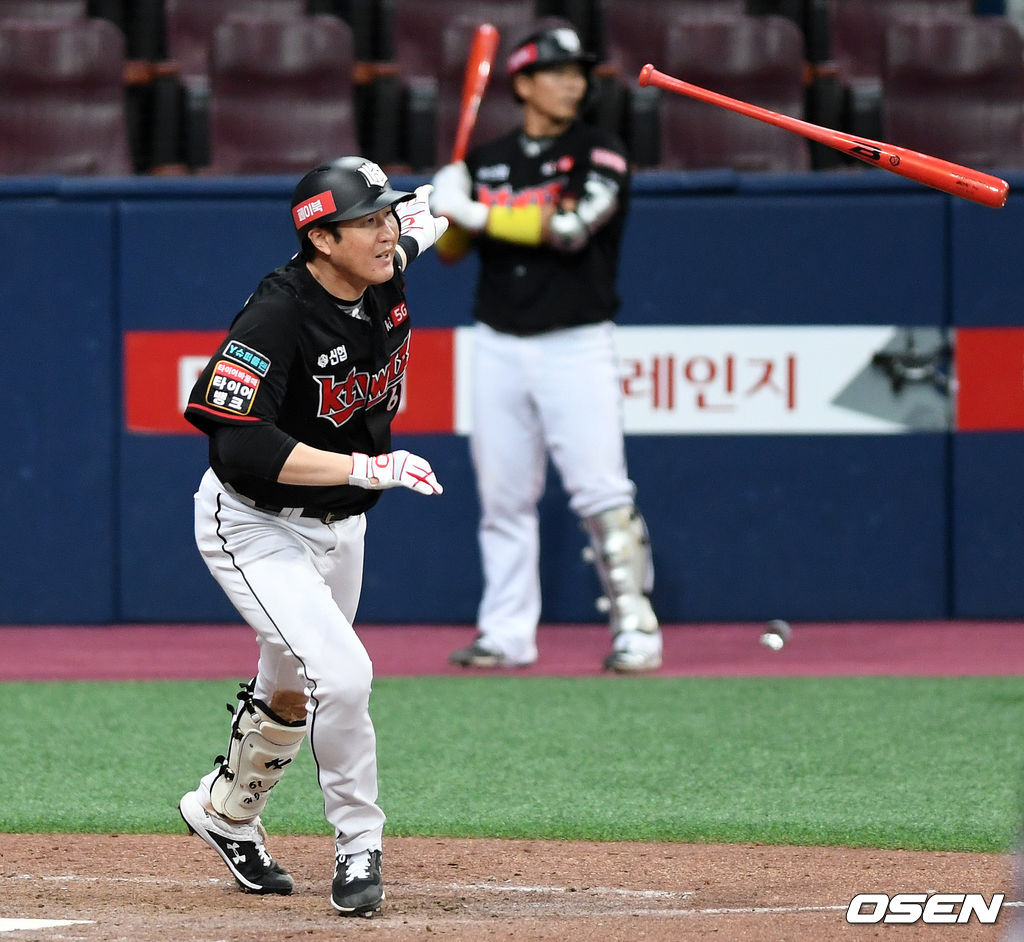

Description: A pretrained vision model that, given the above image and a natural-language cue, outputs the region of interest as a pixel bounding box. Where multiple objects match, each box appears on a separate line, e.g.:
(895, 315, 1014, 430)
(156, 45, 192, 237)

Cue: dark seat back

(0, 16, 132, 174)
(207, 13, 358, 174)
(883, 15, 1024, 171)
(659, 14, 810, 171)
(601, 0, 746, 75)
(164, 0, 304, 86)
(830, 0, 972, 84)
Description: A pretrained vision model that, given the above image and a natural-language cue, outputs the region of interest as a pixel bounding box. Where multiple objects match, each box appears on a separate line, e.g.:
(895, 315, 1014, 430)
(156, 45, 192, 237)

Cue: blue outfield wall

(0, 170, 1021, 624)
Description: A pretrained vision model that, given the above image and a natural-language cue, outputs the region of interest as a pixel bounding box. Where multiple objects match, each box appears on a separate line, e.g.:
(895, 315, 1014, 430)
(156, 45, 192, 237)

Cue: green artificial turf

(2, 676, 1022, 852)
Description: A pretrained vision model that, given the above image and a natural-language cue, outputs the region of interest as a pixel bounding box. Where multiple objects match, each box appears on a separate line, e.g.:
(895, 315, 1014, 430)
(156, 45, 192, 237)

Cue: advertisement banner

(125, 325, 1023, 436)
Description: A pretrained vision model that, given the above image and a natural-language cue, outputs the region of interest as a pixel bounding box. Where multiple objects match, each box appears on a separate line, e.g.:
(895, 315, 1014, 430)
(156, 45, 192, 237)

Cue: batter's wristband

(485, 204, 543, 246)
(398, 234, 420, 266)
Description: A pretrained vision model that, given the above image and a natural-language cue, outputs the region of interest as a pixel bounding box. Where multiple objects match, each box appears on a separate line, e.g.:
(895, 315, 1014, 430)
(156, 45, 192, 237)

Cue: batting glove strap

(349, 451, 443, 495)
(394, 184, 449, 258)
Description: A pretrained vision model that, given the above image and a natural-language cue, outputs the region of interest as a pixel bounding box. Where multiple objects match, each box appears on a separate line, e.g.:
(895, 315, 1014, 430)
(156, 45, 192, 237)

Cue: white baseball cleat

(178, 789, 293, 894)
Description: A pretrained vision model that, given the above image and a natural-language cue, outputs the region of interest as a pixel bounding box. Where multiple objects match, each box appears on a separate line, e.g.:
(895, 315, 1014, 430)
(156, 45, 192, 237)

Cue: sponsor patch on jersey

(313, 335, 410, 427)
(477, 163, 510, 183)
(205, 360, 260, 415)
(591, 147, 628, 175)
(317, 345, 348, 368)
(224, 341, 271, 376)
(389, 302, 409, 327)
(292, 190, 337, 229)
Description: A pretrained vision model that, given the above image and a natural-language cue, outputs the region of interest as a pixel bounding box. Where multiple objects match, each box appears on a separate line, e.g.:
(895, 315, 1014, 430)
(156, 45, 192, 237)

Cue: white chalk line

(9, 873, 1023, 921)
(14, 873, 226, 887)
(448, 882, 692, 900)
(0, 920, 94, 933)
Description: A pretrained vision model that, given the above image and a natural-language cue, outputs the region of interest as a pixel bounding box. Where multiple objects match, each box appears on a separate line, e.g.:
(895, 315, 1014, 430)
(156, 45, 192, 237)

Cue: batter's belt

(222, 481, 352, 525)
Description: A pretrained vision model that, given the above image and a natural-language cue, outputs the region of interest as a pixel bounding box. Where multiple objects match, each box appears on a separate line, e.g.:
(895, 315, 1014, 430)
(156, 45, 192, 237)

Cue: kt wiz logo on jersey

(313, 335, 410, 427)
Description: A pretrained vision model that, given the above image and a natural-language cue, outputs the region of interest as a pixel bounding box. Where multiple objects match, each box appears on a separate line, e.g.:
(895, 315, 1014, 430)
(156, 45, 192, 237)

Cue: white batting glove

(349, 450, 443, 495)
(429, 161, 489, 232)
(394, 184, 449, 256)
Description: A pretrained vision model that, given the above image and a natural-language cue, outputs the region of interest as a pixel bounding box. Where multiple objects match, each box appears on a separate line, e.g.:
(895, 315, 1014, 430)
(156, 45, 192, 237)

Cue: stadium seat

(206, 13, 359, 174)
(831, 0, 972, 85)
(657, 13, 810, 171)
(601, 0, 746, 75)
(829, 0, 972, 138)
(0, 0, 85, 18)
(379, 0, 536, 169)
(882, 15, 1024, 172)
(0, 16, 132, 174)
(164, 0, 305, 86)
(162, 0, 306, 169)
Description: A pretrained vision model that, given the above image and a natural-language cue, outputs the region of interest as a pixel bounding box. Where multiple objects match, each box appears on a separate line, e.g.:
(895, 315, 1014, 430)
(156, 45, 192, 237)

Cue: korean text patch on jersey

(224, 341, 271, 376)
(206, 360, 260, 415)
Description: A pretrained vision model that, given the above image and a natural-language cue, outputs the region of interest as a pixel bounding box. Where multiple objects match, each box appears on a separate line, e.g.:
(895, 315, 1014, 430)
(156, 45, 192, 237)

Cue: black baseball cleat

(332, 848, 384, 917)
(178, 789, 293, 895)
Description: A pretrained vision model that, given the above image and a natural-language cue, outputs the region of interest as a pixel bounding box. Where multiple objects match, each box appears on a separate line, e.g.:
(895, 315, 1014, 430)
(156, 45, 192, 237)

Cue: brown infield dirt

(5, 623, 1024, 939)
(0, 834, 1014, 941)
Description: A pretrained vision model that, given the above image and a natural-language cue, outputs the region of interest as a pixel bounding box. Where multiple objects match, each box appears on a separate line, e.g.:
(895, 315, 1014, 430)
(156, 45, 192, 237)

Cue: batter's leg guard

(582, 505, 660, 637)
(209, 680, 307, 822)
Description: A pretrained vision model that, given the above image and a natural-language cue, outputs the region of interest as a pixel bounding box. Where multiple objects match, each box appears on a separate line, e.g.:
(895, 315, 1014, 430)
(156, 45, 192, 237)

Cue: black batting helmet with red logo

(290, 157, 412, 245)
(506, 25, 597, 79)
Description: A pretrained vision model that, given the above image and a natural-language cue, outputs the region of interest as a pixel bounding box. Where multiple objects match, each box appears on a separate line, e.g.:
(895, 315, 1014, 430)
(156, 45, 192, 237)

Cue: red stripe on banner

(125, 327, 456, 436)
(956, 327, 1024, 431)
(392, 327, 455, 433)
(124, 330, 225, 434)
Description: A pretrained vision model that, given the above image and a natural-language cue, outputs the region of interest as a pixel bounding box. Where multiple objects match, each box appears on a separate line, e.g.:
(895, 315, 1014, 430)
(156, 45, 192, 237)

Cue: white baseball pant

(470, 320, 637, 664)
(193, 468, 384, 854)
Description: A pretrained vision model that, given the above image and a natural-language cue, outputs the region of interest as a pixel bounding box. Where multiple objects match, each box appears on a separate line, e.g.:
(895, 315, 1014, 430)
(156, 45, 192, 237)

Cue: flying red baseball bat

(451, 23, 500, 163)
(638, 63, 1009, 209)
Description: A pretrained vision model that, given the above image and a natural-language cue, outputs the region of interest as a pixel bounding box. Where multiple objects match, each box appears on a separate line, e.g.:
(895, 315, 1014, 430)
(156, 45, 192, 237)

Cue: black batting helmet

(506, 24, 597, 79)
(290, 156, 412, 245)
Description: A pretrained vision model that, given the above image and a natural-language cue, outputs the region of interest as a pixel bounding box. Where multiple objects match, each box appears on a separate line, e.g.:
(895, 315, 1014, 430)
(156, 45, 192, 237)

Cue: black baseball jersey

(184, 256, 411, 517)
(466, 119, 630, 336)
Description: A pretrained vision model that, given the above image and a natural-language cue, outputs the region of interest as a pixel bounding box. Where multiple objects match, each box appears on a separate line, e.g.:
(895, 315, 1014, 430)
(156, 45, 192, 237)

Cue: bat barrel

(636, 64, 1009, 209)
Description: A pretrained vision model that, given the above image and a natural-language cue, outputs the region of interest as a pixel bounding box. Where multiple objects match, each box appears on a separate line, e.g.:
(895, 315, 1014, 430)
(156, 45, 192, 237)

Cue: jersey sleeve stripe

(185, 403, 263, 423)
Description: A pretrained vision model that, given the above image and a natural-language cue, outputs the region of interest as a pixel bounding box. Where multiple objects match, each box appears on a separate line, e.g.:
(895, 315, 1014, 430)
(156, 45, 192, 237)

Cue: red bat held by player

(451, 23, 501, 163)
(638, 63, 1009, 209)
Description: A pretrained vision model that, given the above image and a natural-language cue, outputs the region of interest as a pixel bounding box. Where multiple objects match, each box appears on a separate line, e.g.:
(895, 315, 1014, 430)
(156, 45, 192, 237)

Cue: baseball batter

(429, 25, 662, 672)
(177, 157, 447, 917)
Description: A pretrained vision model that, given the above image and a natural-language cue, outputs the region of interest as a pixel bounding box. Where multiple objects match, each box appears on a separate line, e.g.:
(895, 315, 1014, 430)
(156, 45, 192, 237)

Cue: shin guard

(582, 505, 659, 636)
(210, 681, 306, 822)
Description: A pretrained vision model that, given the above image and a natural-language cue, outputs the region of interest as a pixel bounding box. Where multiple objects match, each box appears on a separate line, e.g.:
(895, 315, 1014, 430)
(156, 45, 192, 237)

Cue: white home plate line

(0, 920, 94, 933)
(15, 873, 226, 887)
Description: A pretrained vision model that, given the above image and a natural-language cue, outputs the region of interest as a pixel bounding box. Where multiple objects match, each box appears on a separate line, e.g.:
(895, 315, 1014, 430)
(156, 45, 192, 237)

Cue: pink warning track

(1, 621, 1022, 681)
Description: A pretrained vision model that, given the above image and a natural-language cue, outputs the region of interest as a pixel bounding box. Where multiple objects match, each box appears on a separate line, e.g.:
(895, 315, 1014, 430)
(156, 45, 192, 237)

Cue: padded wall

(0, 172, 1020, 623)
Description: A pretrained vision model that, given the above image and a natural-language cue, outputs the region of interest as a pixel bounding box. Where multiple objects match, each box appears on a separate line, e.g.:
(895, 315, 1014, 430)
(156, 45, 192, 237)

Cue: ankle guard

(210, 681, 306, 822)
(582, 505, 659, 636)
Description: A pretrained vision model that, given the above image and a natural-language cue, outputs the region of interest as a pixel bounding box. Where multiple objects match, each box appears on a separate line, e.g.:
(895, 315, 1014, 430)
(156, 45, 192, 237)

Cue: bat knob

(638, 63, 654, 87)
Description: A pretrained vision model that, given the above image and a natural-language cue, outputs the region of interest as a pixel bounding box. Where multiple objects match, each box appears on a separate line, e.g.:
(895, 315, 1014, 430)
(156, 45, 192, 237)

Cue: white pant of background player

(192, 469, 384, 850)
(470, 320, 662, 669)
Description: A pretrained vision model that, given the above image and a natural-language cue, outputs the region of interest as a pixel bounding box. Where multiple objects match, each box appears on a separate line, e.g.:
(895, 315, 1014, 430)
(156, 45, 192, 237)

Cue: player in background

(429, 24, 662, 672)
(177, 157, 447, 917)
